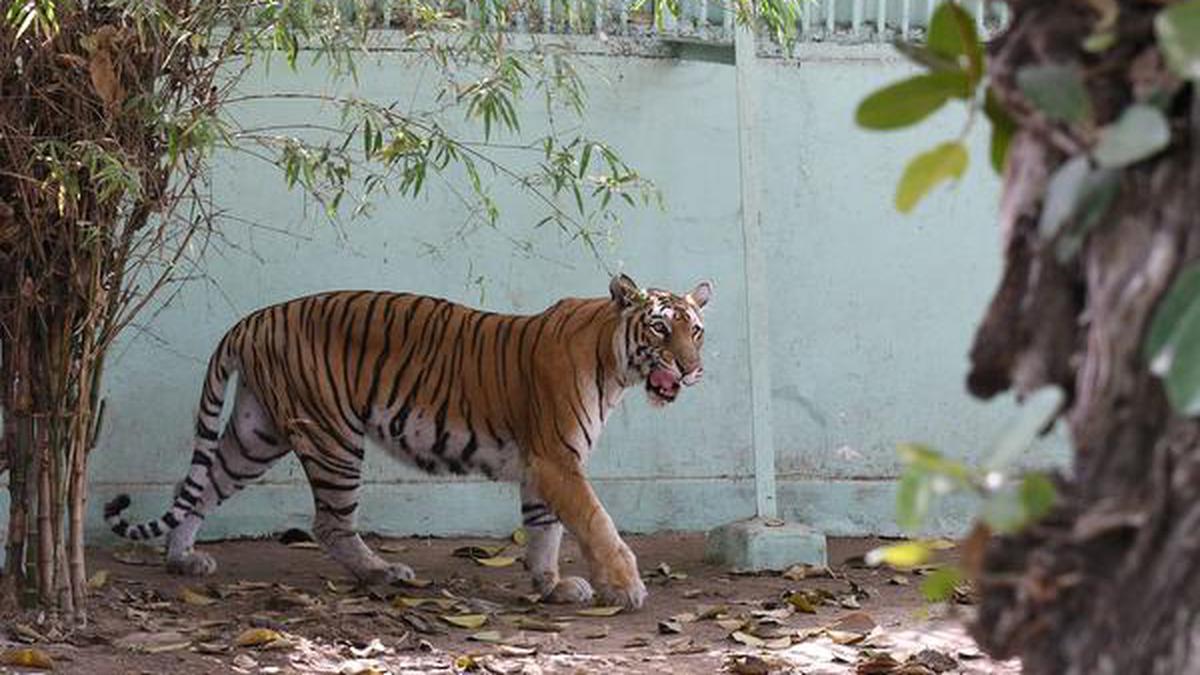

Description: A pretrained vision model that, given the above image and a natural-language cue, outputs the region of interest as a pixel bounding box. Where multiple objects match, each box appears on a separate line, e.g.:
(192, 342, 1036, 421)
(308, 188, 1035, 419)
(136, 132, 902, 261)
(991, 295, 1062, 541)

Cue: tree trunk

(967, 2, 1200, 673)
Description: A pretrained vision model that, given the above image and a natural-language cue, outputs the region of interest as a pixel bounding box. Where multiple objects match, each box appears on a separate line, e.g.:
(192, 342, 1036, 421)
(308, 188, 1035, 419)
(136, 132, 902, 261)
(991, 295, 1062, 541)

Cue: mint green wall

(3, 43, 1069, 546)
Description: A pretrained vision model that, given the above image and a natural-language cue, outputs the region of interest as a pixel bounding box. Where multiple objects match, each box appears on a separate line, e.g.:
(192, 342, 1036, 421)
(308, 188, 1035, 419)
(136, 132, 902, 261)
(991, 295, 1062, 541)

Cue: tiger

(104, 274, 711, 609)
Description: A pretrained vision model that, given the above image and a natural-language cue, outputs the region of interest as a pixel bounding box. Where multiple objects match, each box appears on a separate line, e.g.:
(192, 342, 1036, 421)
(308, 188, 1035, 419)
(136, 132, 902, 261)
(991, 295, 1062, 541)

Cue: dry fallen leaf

(576, 606, 623, 617)
(0, 648, 53, 670)
(623, 636, 651, 648)
(234, 628, 283, 648)
(840, 595, 861, 610)
(379, 542, 408, 554)
(392, 596, 455, 610)
(787, 592, 818, 614)
(441, 613, 488, 629)
(731, 630, 766, 648)
(512, 616, 567, 632)
(468, 630, 504, 643)
(889, 575, 910, 586)
(115, 631, 192, 654)
(716, 618, 748, 632)
(287, 541, 320, 550)
(658, 619, 684, 634)
(87, 569, 110, 590)
(180, 587, 216, 606)
(856, 652, 902, 674)
(397, 577, 433, 588)
(452, 545, 507, 559)
(726, 654, 773, 675)
(453, 655, 479, 671)
(474, 556, 518, 568)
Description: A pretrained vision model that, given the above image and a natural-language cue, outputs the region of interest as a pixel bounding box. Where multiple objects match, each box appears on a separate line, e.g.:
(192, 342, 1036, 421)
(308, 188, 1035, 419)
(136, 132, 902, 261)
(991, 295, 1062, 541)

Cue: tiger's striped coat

(104, 274, 710, 609)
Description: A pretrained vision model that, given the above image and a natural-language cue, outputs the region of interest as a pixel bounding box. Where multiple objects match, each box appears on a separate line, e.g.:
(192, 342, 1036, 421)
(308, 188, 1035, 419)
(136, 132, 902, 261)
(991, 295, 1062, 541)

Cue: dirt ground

(1, 533, 1020, 674)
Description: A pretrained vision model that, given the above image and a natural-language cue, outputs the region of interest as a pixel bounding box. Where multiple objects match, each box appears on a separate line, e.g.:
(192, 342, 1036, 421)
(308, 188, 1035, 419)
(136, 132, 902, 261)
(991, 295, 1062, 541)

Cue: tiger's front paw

(364, 561, 415, 586)
(590, 543, 647, 610)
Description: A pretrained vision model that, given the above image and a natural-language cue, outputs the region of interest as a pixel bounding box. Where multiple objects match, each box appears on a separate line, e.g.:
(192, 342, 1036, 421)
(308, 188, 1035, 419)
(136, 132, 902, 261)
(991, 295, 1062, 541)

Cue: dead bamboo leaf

(441, 614, 488, 629)
(87, 569, 110, 590)
(0, 648, 53, 670)
(392, 596, 455, 610)
(379, 542, 408, 554)
(234, 628, 282, 647)
(839, 595, 861, 609)
(511, 528, 528, 546)
(452, 545, 507, 559)
(474, 556, 517, 568)
(397, 577, 432, 588)
(623, 636, 651, 648)
(787, 592, 818, 614)
(658, 619, 684, 634)
(454, 655, 480, 671)
(512, 616, 566, 632)
(665, 637, 706, 655)
(286, 541, 320, 550)
(497, 644, 538, 656)
(731, 630, 766, 648)
(726, 654, 772, 675)
(889, 575, 911, 586)
(576, 606, 623, 617)
(180, 587, 216, 606)
(115, 631, 191, 654)
(468, 630, 503, 643)
(716, 618, 748, 632)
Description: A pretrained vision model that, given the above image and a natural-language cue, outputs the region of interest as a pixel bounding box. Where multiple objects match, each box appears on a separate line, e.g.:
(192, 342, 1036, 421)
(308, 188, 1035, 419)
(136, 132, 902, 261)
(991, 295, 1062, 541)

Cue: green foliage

(1145, 263, 1200, 416)
(1093, 104, 1171, 168)
(1155, 0, 1200, 81)
(894, 141, 967, 213)
(919, 566, 963, 603)
(855, 72, 971, 130)
(1015, 63, 1093, 125)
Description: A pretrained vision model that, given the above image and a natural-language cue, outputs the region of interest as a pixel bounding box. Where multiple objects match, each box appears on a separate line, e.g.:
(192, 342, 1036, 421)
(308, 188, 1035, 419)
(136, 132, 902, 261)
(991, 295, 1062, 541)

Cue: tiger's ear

(688, 280, 712, 310)
(609, 273, 641, 308)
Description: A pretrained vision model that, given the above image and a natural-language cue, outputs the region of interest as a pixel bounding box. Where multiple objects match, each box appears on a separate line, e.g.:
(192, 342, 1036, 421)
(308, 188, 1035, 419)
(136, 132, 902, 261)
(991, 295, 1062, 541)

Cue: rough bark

(967, 2, 1200, 673)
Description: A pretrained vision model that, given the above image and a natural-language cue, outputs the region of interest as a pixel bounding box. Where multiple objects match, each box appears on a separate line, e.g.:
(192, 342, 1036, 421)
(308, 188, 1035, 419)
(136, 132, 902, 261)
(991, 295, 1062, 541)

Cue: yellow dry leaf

(233, 628, 282, 647)
(730, 630, 766, 648)
(576, 606, 623, 617)
(468, 630, 503, 643)
(474, 556, 517, 568)
(180, 587, 216, 606)
(441, 614, 488, 629)
(0, 648, 53, 670)
(87, 569, 109, 590)
(511, 528, 528, 546)
(454, 655, 479, 671)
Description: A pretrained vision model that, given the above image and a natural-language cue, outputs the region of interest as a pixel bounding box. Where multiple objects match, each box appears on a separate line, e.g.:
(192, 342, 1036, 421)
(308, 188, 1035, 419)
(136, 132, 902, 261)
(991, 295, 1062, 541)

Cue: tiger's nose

(681, 366, 704, 386)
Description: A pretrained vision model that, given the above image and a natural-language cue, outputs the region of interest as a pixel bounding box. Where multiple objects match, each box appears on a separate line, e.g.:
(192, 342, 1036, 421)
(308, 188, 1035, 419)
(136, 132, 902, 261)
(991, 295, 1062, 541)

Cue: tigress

(104, 274, 711, 609)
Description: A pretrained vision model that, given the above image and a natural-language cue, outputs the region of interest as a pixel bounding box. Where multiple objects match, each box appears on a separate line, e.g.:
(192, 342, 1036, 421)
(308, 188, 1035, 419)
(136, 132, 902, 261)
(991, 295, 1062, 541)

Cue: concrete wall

(2, 41, 1069, 546)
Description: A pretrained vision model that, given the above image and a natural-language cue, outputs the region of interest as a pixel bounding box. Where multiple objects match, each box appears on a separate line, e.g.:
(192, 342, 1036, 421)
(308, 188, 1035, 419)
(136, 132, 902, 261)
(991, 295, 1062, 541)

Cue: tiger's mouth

(646, 368, 681, 406)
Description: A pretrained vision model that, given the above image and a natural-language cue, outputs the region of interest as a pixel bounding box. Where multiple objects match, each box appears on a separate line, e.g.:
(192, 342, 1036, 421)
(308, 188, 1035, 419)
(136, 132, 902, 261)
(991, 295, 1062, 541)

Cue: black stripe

(163, 512, 180, 528)
(196, 422, 219, 442)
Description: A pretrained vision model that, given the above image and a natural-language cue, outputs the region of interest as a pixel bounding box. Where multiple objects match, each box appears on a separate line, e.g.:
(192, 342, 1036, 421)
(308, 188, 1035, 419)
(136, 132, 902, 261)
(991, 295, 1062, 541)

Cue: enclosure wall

(1, 43, 1068, 544)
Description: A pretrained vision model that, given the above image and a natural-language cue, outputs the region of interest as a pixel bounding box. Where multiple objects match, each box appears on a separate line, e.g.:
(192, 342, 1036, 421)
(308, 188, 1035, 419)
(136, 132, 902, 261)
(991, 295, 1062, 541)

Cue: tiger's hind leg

(294, 433, 414, 586)
(167, 383, 290, 576)
(520, 479, 594, 604)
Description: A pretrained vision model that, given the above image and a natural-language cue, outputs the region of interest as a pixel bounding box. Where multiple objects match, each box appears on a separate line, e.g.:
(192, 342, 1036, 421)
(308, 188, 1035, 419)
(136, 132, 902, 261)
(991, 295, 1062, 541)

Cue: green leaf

(890, 40, 960, 73)
(1054, 167, 1120, 262)
(1156, 1, 1200, 80)
(1019, 473, 1057, 522)
(1038, 156, 1091, 240)
(927, 2, 983, 82)
(984, 386, 1064, 472)
(919, 566, 963, 602)
(1145, 263, 1200, 367)
(1144, 263, 1200, 416)
(1093, 104, 1171, 168)
(895, 141, 968, 213)
(855, 71, 972, 130)
(896, 469, 933, 532)
(984, 88, 1016, 174)
(1016, 63, 1092, 124)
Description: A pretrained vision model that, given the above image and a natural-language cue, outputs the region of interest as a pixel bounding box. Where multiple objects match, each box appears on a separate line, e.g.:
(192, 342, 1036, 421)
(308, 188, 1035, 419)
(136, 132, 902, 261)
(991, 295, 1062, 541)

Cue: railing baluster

(824, 0, 835, 34)
(973, 0, 984, 33)
(852, 0, 863, 35)
(901, 0, 910, 38)
(876, 0, 886, 36)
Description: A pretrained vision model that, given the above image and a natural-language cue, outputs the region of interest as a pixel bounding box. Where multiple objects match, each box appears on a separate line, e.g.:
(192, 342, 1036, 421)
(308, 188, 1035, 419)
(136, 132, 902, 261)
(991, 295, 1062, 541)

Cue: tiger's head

(610, 273, 712, 407)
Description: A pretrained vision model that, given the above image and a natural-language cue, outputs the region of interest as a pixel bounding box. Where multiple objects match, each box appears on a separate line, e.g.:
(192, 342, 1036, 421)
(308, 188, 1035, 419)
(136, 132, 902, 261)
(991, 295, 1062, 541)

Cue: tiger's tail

(104, 333, 238, 541)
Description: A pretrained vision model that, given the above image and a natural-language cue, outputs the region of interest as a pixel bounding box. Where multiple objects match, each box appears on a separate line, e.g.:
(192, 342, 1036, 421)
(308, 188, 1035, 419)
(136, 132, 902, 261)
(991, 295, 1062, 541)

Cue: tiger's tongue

(650, 369, 678, 390)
